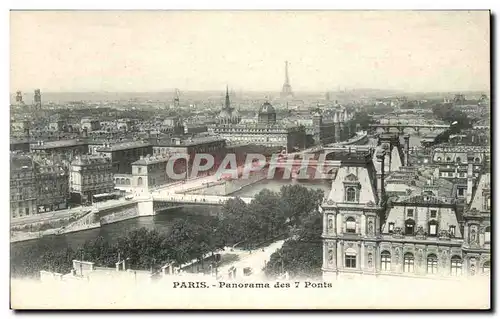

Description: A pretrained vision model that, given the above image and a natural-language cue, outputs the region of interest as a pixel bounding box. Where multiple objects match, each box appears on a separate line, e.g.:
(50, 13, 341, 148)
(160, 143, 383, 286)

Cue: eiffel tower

(280, 61, 294, 99)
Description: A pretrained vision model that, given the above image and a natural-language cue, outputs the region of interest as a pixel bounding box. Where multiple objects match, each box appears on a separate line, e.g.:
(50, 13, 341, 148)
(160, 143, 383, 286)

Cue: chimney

(403, 135, 410, 166)
(466, 152, 474, 204)
(376, 150, 386, 204)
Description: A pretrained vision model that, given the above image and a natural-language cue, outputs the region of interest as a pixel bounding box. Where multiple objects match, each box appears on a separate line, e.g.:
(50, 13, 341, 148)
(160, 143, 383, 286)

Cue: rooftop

(132, 154, 171, 165)
(31, 139, 86, 150)
(96, 141, 151, 152)
(71, 155, 111, 166)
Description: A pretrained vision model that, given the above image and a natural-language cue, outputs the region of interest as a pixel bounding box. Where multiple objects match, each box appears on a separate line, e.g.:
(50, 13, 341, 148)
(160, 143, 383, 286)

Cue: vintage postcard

(9, 10, 491, 310)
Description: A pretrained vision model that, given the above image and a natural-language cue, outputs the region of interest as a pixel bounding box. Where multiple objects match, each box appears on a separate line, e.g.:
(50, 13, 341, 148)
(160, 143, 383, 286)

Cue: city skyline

(11, 11, 490, 93)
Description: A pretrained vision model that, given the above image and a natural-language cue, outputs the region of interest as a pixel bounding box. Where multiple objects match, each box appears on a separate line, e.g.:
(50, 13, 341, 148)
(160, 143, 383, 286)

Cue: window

(407, 209, 414, 218)
(346, 217, 356, 233)
(485, 226, 490, 243)
(436, 157, 441, 162)
(446, 157, 451, 162)
(449, 226, 456, 237)
(388, 222, 395, 234)
(456, 157, 461, 163)
(381, 251, 391, 271)
(345, 250, 357, 269)
(482, 261, 490, 274)
(137, 177, 143, 186)
(427, 254, 438, 274)
(428, 220, 438, 236)
(346, 187, 357, 202)
(405, 219, 415, 235)
(404, 253, 415, 273)
(450, 256, 462, 276)
(474, 157, 480, 163)
(25, 208, 29, 216)
(459, 172, 465, 178)
(430, 210, 437, 218)
(458, 188, 465, 196)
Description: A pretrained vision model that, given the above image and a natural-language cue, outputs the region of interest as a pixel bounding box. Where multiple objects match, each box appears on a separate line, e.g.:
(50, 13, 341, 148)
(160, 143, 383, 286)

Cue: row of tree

(11, 184, 325, 278)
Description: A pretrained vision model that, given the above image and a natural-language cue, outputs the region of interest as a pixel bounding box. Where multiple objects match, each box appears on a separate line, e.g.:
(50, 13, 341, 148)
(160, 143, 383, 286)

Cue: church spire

(225, 85, 231, 109)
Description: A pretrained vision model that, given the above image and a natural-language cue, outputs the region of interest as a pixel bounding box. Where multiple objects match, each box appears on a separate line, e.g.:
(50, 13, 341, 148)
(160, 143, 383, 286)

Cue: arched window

(345, 187, 357, 202)
(456, 157, 461, 163)
(474, 157, 480, 163)
(346, 217, 356, 233)
(446, 157, 451, 162)
(405, 219, 415, 236)
(126, 179, 130, 185)
(485, 226, 491, 243)
(482, 261, 490, 274)
(344, 248, 357, 269)
(137, 177, 143, 186)
(381, 251, 391, 271)
(450, 256, 462, 276)
(428, 220, 438, 236)
(427, 254, 438, 274)
(404, 253, 415, 273)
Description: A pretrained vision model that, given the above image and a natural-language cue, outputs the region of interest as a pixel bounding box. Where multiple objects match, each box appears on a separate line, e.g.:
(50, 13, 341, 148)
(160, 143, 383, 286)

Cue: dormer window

(428, 220, 438, 236)
(346, 187, 357, 202)
(407, 209, 414, 218)
(449, 225, 456, 237)
(343, 173, 361, 203)
(405, 219, 415, 235)
(430, 210, 437, 218)
(388, 222, 395, 234)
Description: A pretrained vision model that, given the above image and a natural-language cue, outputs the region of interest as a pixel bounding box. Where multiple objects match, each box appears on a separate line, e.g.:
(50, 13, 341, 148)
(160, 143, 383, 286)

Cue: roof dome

(259, 101, 276, 114)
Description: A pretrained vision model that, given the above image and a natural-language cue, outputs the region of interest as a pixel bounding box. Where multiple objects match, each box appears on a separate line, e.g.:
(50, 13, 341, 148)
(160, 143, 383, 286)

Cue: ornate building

(209, 89, 306, 151)
(321, 145, 491, 280)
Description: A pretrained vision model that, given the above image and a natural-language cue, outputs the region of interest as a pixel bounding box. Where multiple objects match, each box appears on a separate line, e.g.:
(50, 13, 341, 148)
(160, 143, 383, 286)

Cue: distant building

(96, 141, 153, 174)
(130, 154, 172, 193)
(209, 92, 307, 151)
(69, 155, 114, 204)
(81, 117, 101, 132)
(30, 139, 88, 162)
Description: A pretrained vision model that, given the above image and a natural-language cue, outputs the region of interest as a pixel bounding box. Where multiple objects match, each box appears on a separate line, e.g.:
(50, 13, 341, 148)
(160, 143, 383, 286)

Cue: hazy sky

(10, 11, 490, 93)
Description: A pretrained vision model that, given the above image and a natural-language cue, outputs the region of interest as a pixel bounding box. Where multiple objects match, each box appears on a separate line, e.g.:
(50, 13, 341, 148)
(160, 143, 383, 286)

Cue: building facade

(96, 141, 153, 174)
(10, 153, 37, 218)
(33, 158, 69, 213)
(69, 155, 114, 204)
(321, 147, 491, 281)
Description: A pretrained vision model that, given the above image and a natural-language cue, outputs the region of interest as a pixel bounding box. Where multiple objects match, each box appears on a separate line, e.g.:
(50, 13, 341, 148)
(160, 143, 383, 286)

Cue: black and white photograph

(8, 10, 491, 310)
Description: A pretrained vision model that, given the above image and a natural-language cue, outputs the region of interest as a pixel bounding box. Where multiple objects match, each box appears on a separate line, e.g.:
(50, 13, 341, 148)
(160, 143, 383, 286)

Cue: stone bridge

(152, 194, 253, 213)
(369, 123, 450, 134)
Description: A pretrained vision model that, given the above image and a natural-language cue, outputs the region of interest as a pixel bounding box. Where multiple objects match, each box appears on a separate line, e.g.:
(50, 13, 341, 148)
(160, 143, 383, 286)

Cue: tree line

(11, 184, 325, 278)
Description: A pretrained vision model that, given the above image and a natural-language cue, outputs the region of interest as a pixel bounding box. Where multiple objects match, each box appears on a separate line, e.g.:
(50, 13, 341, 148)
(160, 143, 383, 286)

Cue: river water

(10, 180, 332, 257)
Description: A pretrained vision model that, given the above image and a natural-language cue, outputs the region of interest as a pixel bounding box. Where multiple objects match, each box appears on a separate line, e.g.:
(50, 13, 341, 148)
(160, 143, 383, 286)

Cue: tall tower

(15, 91, 24, 104)
(280, 61, 294, 99)
(173, 88, 180, 108)
(34, 89, 42, 110)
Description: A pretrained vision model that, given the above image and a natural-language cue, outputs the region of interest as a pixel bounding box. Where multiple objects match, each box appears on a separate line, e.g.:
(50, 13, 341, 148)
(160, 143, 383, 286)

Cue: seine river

(10, 180, 332, 255)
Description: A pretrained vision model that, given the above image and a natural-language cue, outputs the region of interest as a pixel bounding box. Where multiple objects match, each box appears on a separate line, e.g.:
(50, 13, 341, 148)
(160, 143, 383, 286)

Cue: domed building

(209, 97, 306, 151)
(258, 101, 277, 125)
(218, 86, 241, 125)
